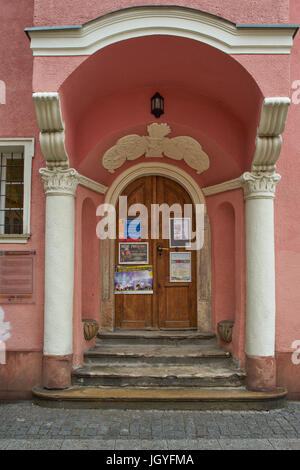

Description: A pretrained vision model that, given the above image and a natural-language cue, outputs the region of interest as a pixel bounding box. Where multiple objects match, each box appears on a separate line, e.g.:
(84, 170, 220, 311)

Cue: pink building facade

(0, 0, 300, 405)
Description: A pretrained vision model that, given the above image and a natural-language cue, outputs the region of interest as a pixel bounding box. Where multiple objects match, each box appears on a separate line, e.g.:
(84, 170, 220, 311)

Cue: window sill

(0, 234, 31, 244)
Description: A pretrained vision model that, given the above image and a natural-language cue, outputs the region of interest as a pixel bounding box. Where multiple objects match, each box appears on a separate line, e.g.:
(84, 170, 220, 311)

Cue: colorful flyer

(119, 242, 148, 264)
(115, 265, 153, 294)
(119, 218, 141, 241)
(170, 252, 191, 282)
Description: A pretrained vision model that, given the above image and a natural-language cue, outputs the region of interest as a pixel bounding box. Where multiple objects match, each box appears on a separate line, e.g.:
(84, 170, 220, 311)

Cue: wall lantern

(151, 92, 164, 119)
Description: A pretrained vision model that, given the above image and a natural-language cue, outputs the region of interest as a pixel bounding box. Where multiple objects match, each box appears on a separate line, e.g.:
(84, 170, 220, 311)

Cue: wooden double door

(115, 176, 197, 329)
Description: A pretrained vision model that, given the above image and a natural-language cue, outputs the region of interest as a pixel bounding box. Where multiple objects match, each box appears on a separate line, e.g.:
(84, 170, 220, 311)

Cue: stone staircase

(72, 330, 246, 389)
(32, 330, 287, 409)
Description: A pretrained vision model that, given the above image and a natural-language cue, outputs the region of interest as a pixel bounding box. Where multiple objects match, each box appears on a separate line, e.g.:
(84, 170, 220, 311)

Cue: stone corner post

(241, 171, 281, 392)
(40, 168, 79, 389)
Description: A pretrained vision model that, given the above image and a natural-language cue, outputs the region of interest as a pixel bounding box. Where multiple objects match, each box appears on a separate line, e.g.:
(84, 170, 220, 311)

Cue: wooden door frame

(100, 162, 212, 332)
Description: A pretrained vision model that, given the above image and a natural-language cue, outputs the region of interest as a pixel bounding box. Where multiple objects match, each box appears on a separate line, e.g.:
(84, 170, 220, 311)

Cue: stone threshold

(98, 330, 214, 339)
(32, 386, 287, 411)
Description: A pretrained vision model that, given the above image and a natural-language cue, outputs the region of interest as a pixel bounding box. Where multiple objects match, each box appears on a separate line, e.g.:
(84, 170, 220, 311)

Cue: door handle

(157, 244, 169, 255)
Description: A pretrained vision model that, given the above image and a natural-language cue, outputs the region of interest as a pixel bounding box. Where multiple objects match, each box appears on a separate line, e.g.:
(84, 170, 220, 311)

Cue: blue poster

(119, 218, 141, 241)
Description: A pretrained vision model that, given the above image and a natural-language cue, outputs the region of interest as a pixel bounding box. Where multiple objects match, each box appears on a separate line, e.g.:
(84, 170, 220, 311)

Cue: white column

(241, 171, 280, 391)
(40, 168, 79, 388)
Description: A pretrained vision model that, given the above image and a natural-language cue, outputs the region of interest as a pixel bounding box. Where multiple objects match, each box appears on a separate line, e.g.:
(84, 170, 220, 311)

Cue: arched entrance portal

(100, 163, 211, 332)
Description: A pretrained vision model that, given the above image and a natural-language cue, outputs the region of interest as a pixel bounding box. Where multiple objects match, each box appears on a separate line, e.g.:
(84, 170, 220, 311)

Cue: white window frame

(0, 138, 34, 243)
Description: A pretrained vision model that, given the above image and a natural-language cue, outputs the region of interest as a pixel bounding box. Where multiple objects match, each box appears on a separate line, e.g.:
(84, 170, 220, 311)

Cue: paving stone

(5, 439, 63, 450)
(61, 439, 116, 450)
(115, 439, 169, 450)
(0, 402, 300, 443)
(219, 439, 274, 450)
(269, 439, 300, 450)
(0, 440, 9, 450)
(167, 439, 222, 450)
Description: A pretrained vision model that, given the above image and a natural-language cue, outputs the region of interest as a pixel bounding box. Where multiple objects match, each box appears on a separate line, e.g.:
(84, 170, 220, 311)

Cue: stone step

(72, 363, 246, 388)
(96, 329, 216, 346)
(32, 386, 288, 411)
(85, 343, 231, 366)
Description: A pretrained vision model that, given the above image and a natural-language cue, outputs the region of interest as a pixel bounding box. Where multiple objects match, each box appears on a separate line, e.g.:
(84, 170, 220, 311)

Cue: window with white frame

(0, 139, 34, 242)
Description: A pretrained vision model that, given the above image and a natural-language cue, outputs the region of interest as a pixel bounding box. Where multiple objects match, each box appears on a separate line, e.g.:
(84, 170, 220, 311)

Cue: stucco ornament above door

(102, 123, 210, 174)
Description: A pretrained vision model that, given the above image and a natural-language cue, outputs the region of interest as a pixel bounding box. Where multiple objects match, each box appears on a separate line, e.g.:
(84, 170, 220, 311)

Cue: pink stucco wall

(32, 0, 290, 27)
(1, 0, 300, 397)
(272, 1, 300, 397)
(207, 190, 246, 366)
(0, 1, 43, 351)
(0, 0, 44, 395)
(73, 186, 103, 367)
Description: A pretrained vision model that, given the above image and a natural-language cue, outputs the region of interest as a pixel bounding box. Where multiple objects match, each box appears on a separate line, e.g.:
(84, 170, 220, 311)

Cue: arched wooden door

(115, 175, 197, 329)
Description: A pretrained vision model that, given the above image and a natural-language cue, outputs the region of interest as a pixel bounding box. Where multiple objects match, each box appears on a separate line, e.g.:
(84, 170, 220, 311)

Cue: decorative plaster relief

(82, 318, 100, 341)
(218, 320, 234, 344)
(102, 123, 210, 174)
(39, 168, 80, 197)
(33, 92, 69, 169)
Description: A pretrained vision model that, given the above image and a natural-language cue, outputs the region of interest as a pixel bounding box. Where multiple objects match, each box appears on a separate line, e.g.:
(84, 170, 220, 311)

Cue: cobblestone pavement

(0, 401, 300, 449)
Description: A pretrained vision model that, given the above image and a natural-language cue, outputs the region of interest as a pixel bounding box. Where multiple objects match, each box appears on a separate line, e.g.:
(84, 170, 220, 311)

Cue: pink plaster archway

(55, 34, 264, 185)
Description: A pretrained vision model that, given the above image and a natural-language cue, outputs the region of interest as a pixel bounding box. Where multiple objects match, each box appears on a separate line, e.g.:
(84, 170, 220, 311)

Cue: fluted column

(40, 168, 79, 389)
(241, 171, 281, 391)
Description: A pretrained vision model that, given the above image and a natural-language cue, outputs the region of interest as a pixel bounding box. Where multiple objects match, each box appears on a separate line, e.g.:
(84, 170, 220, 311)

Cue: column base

(43, 354, 72, 390)
(246, 354, 276, 392)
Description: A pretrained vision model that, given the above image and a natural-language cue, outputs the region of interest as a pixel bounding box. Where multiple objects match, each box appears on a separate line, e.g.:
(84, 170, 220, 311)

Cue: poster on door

(115, 265, 153, 294)
(169, 218, 191, 248)
(119, 242, 148, 264)
(119, 218, 141, 241)
(170, 252, 192, 282)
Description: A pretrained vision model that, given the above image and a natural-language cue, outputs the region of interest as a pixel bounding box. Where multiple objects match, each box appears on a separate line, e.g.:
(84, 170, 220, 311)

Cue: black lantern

(151, 92, 164, 119)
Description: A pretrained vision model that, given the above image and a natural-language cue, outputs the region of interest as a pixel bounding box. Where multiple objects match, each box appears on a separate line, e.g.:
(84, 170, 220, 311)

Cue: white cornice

(0, 138, 34, 157)
(25, 7, 298, 56)
(78, 174, 107, 194)
(0, 234, 31, 244)
(202, 178, 242, 196)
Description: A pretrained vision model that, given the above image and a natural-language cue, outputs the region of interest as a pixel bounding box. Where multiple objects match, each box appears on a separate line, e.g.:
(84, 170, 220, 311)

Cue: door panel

(164, 285, 191, 328)
(155, 176, 197, 329)
(115, 177, 153, 329)
(115, 175, 197, 329)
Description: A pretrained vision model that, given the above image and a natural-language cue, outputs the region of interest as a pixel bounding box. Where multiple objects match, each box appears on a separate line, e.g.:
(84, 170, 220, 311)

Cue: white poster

(169, 218, 191, 248)
(173, 218, 189, 240)
(170, 252, 192, 282)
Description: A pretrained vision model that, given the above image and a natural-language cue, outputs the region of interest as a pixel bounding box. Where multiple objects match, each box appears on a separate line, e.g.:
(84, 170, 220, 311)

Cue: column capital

(240, 172, 281, 200)
(39, 168, 79, 197)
